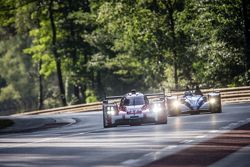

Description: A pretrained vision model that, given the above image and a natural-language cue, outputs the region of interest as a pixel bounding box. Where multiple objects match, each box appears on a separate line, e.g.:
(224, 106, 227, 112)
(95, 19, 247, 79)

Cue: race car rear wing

(146, 88, 166, 99)
(104, 90, 166, 103)
(105, 95, 124, 100)
(145, 92, 166, 102)
(105, 93, 165, 99)
(145, 93, 165, 97)
(103, 96, 123, 104)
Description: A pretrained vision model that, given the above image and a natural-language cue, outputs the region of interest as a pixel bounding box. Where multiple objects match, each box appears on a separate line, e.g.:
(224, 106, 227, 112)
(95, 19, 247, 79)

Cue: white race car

(167, 90, 222, 116)
(102, 90, 168, 128)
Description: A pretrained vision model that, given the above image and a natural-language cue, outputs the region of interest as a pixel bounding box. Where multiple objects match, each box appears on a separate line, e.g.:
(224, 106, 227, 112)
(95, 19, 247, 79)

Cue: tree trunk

(38, 59, 44, 110)
(242, 0, 250, 85)
(48, 0, 67, 106)
(173, 56, 178, 90)
(167, 2, 179, 90)
(97, 71, 103, 98)
(68, 0, 80, 103)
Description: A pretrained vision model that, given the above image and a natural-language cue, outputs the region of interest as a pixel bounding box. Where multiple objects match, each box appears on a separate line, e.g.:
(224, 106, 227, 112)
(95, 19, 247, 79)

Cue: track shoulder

(144, 121, 250, 167)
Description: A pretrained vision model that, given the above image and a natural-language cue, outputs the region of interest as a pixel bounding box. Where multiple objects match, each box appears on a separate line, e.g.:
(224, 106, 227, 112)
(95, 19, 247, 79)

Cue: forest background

(0, 0, 249, 114)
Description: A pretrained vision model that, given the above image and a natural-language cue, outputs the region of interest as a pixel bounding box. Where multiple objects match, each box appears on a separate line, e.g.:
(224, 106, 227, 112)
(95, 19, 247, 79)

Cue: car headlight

(153, 104, 162, 113)
(107, 110, 115, 115)
(173, 100, 180, 107)
(107, 107, 115, 115)
(209, 98, 216, 104)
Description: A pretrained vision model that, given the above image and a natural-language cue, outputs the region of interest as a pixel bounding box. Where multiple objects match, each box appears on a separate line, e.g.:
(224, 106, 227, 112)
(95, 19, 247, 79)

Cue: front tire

(209, 104, 222, 113)
(156, 110, 168, 124)
(156, 118, 167, 124)
(168, 109, 180, 116)
(208, 93, 222, 113)
(103, 111, 115, 128)
(167, 97, 180, 117)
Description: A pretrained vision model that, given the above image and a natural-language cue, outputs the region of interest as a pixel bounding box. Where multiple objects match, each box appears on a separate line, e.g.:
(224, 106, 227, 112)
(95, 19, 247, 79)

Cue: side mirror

(103, 100, 108, 104)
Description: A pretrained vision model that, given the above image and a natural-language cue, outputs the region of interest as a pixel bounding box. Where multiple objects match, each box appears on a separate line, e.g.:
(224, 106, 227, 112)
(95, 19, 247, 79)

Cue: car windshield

(123, 96, 145, 106)
(184, 91, 193, 96)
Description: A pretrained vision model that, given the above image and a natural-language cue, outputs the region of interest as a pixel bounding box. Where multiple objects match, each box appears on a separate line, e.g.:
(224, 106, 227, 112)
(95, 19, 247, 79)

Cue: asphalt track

(0, 103, 250, 167)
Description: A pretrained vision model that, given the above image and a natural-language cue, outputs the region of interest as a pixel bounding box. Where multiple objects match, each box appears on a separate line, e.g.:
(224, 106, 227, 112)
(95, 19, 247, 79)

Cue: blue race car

(167, 89, 222, 116)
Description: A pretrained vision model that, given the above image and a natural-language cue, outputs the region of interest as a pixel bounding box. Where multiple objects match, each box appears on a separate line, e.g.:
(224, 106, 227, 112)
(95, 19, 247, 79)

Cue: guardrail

(168, 86, 250, 103)
(15, 86, 250, 116)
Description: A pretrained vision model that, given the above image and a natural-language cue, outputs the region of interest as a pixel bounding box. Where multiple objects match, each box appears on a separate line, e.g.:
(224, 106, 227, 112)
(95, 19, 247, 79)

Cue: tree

(1, 0, 250, 114)
(242, 0, 250, 84)
(48, 0, 67, 106)
(58, 0, 96, 104)
(92, 1, 165, 93)
(177, 0, 247, 87)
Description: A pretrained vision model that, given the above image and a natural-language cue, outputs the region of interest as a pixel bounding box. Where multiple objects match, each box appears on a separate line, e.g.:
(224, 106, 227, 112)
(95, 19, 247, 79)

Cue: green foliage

(0, 0, 249, 113)
(0, 85, 20, 101)
(24, 20, 56, 78)
(85, 89, 97, 103)
(177, 0, 246, 87)
(0, 34, 36, 98)
(0, 75, 7, 89)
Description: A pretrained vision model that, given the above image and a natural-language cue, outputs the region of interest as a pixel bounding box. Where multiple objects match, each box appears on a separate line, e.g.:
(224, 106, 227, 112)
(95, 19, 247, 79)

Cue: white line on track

(221, 126, 230, 130)
(238, 120, 245, 123)
(229, 123, 239, 127)
(180, 140, 193, 144)
(121, 159, 139, 165)
(0, 128, 104, 150)
(195, 135, 207, 139)
(120, 117, 250, 167)
(209, 130, 219, 133)
(167, 145, 178, 149)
